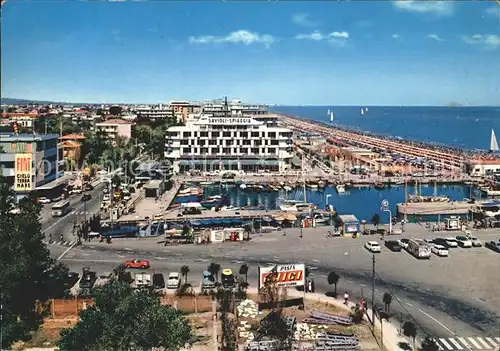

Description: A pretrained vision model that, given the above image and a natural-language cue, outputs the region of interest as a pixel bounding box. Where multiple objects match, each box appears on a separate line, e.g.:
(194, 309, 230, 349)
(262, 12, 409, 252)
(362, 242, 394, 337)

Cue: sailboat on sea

(360, 108, 364, 115)
(490, 129, 499, 152)
(330, 111, 334, 123)
(327, 108, 331, 116)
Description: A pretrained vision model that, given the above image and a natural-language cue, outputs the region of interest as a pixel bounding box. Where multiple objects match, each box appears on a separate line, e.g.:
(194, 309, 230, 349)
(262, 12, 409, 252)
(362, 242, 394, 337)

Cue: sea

(177, 106, 500, 223)
(270, 106, 500, 150)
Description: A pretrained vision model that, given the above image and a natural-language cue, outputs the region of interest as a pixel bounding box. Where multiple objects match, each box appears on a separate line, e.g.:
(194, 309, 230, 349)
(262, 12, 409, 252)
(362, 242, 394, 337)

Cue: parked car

(467, 236, 483, 247)
(485, 240, 500, 253)
(201, 271, 216, 291)
(153, 273, 165, 289)
(38, 197, 51, 204)
(124, 259, 150, 269)
(221, 269, 236, 288)
(455, 235, 472, 248)
(424, 238, 435, 245)
(398, 238, 410, 249)
(431, 244, 449, 257)
(384, 240, 402, 252)
(433, 238, 450, 249)
(103, 194, 111, 202)
(444, 237, 458, 248)
(365, 241, 381, 253)
(167, 272, 181, 289)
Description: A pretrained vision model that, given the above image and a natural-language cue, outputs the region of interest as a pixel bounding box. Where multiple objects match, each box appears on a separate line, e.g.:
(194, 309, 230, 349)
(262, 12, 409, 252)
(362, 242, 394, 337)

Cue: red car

(124, 259, 150, 269)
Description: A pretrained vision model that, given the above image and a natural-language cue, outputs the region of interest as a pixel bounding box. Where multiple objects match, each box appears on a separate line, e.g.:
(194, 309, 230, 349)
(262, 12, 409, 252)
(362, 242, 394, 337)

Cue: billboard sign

(14, 153, 33, 191)
(258, 264, 305, 289)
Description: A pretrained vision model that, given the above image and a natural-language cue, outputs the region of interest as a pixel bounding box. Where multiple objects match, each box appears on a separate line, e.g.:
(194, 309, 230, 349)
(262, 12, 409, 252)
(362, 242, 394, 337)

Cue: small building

(338, 214, 360, 235)
(95, 118, 132, 141)
(470, 160, 500, 177)
(59, 133, 85, 168)
(144, 179, 164, 198)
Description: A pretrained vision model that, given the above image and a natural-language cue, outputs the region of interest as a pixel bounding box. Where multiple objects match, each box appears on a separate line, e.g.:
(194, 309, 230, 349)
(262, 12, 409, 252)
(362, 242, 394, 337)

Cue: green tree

(109, 106, 123, 115)
(327, 271, 340, 296)
(0, 178, 69, 349)
(421, 336, 439, 351)
(58, 281, 192, 351)
(403, 321, 417, 350)
(208, 262, 221, 282)
(180, 265, 190, 285)
(371, 213, 380, 230)
(239, 264, 249, 284)
(383, 291, 392, 313)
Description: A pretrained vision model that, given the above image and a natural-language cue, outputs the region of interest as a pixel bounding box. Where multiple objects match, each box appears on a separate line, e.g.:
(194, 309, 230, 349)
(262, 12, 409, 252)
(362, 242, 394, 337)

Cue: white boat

(330, 111, 334, 122)
(336, 184, 346, 193)
(491, 129, 499, 152)
(240, 184, 247, 190)
(279, 200, 314, 212)
(283, 185, 292, 192)
(199, 181, 215, 186)
(361, 108, 364, 115)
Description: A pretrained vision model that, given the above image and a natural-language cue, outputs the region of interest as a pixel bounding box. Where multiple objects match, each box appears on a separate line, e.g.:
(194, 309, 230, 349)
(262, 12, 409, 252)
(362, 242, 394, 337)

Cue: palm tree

(239, 264, 248, 283)
(327, 271, 340, 296)
(421, 336, 439, 351)
(403, 321, 417, 350)
(208, 262, 221, 282)
(180, 265, 190, 285)
(382, 291, 392, 313)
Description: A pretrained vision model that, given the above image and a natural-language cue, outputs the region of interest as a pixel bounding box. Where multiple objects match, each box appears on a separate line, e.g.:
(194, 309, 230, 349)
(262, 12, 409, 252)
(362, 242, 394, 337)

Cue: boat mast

(302, 153, 307, 203)
(404, 176, 408, 222)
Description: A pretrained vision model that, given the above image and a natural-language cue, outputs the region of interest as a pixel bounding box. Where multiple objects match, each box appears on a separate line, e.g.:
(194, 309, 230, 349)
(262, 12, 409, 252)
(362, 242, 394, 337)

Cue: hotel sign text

(209, 118, 251, 125)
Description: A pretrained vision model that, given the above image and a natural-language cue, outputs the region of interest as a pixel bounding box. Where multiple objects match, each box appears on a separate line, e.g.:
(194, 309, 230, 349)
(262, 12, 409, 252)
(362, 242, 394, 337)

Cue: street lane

(41, 184, 104, 242)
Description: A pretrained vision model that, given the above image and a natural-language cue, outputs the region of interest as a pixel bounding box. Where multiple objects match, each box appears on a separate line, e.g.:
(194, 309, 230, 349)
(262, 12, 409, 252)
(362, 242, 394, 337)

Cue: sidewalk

(246, 287, 404, 351)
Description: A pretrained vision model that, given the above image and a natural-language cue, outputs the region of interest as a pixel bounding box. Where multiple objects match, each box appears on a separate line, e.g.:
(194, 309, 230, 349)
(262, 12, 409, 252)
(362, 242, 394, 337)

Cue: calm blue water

(176, 184, 479, 223)
(270, 106, 500, 150)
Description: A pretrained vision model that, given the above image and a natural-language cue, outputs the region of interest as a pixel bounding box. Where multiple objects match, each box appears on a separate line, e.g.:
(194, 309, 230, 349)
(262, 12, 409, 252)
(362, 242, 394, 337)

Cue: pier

(396, 201, 473, 216)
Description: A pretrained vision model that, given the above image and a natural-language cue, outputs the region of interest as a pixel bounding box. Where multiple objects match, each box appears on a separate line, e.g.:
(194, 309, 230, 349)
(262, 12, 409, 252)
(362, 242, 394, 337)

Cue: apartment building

(0, 133, 59, 199)
(136, 104, 176, 122)
(95, 119, 132, 140)
(164, 113, 294, 173)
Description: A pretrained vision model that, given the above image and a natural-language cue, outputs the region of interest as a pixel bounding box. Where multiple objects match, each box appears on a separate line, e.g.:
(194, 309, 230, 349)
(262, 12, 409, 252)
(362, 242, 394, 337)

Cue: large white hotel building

(164, 100, 294, 173)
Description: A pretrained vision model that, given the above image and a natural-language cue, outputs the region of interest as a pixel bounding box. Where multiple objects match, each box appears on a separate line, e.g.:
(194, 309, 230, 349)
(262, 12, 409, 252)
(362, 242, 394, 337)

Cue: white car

(167, 272, 181, 289)
(103, 194, 111, 202)
(445, 237, 458, 248)
(221, 206, 240, 211)
(365, 241, 381, 253)
(123, 195, 131, 201)
(431, 244, 449, 257)
(38, 197, 51, 204)
(97, 170, 108, 175)
(468, 236, 483, 247)
(455, 235, 472, 248)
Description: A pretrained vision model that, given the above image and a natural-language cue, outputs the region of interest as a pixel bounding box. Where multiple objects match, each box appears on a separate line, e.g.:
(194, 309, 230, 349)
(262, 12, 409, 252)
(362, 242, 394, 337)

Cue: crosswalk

(71, 211, 91, 215)
(44, 240, 77, 247)
(434, 336, 500, 350)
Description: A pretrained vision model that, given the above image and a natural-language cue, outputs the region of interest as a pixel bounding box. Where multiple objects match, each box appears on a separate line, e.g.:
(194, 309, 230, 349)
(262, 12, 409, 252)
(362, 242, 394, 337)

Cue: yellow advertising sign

(14, 153, 33, 191)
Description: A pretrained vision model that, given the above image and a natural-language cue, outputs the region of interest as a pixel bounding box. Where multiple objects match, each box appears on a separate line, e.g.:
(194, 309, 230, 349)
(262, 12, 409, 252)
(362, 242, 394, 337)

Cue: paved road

(41, 184, 104, 244)
(53, 224, 500, 343)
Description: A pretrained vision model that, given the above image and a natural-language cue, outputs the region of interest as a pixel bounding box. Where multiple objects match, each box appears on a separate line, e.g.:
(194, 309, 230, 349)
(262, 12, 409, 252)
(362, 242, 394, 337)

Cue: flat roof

(144, 179, 163, 190)
(338, 214, 359, 223)
(35, 174, 74, 190)
(0, 133, 59, 142)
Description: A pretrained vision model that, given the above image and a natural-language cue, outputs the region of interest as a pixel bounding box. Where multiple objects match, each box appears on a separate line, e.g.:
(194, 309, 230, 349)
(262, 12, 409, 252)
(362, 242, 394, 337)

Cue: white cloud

(462, 34, 500, 50)
(295, 31, 324, 41)
(295, 31, 349, 44)
(426, 34, 444, 42)
(189, 30, 275, 46)
(291, 13, 318, 27)
(392, 1, 454, 17)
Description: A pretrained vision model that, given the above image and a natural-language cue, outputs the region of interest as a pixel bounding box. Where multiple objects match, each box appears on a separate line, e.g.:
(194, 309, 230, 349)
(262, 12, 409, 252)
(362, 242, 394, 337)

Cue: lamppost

(325, 194, 332, 208)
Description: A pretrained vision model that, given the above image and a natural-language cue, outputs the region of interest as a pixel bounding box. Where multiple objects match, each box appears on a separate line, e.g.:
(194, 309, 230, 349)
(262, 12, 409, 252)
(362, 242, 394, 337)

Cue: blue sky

(2, 1, 500, 106)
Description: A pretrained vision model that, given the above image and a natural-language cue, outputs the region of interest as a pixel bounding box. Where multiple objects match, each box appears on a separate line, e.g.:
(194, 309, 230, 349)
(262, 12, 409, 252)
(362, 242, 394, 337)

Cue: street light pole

(371, 253, 376, 325)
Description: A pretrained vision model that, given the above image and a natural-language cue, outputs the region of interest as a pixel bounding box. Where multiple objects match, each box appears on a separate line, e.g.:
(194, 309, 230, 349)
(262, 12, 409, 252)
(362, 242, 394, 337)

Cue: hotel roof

(0, 132, 59, 142)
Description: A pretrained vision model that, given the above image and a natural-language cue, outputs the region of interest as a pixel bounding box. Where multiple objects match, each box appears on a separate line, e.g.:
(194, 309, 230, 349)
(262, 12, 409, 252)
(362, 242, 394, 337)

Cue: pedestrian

(344, 292, 349, 305)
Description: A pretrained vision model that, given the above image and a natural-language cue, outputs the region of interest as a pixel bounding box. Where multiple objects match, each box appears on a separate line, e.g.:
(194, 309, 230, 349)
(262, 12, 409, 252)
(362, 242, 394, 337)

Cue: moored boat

(336, 184, 346, 193)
